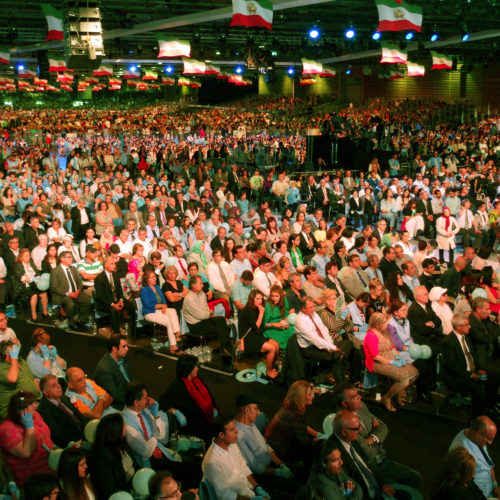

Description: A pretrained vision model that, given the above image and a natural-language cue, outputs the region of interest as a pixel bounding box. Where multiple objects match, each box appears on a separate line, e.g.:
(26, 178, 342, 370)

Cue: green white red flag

(142, 70, 158, 80)
(380, 42, 407, 64)
(407, 61, 425, 76)
(302, 58, 322, 75)
(183, 58, 206, 75)
(0, 49, 10, 65)
(123, 70, 139, 79)
(300, 76, 316, 85)
(375, 0, 422, 32)
(230, 0, 273, 30)
(18, 68, 37, 78)
(41, 4, 64, 41)
(93, 66, 113, 76)
(431, 51, 452, 70)
(178, 77, 192, 86)
(48, 57, 69, 72)
(319, 67, 336, 77)
(157, 36, 191, 58)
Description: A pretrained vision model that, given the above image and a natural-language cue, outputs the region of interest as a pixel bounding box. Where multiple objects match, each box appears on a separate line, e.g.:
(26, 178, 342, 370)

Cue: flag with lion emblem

(230, 0, 273, 30)
(375, 0, 422, 32)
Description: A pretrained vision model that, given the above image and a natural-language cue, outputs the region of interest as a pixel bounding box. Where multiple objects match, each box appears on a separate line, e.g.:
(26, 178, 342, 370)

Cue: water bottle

(124, 323, 129, 335)
(91, 321, 97, 336)
(151, 338, 158, 351)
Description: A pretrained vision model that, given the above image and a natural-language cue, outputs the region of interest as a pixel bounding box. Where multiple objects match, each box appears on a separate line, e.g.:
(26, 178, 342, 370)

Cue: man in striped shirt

(77, 245, 103, 297)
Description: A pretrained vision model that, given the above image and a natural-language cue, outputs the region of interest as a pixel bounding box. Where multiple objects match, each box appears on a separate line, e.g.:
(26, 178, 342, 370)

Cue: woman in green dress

(263, 284, 295, 349)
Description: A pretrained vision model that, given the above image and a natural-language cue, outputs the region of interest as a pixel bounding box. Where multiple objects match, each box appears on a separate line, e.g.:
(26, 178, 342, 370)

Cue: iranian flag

(228, 75, 244, 84)
(109, 84, 121, 91)
(109, 78, 122, 85)
(157, 36, 191, 58)
(431, 51, 452, 70)
(142, 70, 158, 81)
(162, 77, 175, 85)
(190, 81, 202, 88)
(407, 61, 425, 76)
(85, 76, 99, 84)
(57, 73, 74, 83)
(0, 48, 10, 65)
(47, 85, 59, 92)
(183, 58, 206, 75)
(230, 0, 273, 30)
(204, 64, 220, 75)
(48, 58, 68, 72)
(380, 42, 407, 64)
(18, 68, 37, 78)
(123, 70, 139, 79)
(178, 77, 191, 86)
(93, 66, 113, 76)
(302, 58, 322, 75)
(41, 4, 64, 41)
(17, 80, 30, 88)
(126, 80, 137, 87)
(217, 72, 231, 79)
(320, 67, 336, 77)
(375, 0, 422, 32)
(300, 76, 316, 85)
(390, 70, 405, 79)
(34, 78, 48, 86)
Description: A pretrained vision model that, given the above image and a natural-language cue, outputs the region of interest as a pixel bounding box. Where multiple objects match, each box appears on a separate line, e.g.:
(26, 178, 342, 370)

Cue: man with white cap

(429, 286, 453, 336)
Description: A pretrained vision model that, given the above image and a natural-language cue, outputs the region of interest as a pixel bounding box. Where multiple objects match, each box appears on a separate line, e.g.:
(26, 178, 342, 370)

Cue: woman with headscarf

(436, 206, 459, 265)
(187, 240, 209, 275)
(430, 286, 454, 335)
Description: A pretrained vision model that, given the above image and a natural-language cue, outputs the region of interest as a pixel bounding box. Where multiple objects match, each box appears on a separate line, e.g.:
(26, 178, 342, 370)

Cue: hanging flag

(390, 70, 405, 79)
(142, 70, 158, 81)
(204, 64, 221, 75)
(319, 67, 336, 77)
(217, 72, 232, 79)
(228, 74, 244, 84)
(60, 84, 72, 91)
(41, 4, 64, 40)
(93, 65, 113, 76)
(48, 57, 69, 72)
(126, 80, 138, 87)
(380, 42, 407, 64)
(109, 84, 121, 91)
(46, 85, 59, 92)
(407, 61, 425, 76)
(85, 76, 99, 85)
(17, 80, 30, 88)
(190, 81, 202, 88)
(375, 0, 423, 32)
(33, 78, 48, 86)
(431, 51, 452, 70)
(0, 48, 10, 65)
(230, 0, 273, 30)
(302, 58, 322, 75)
(109, 78, 122, 85)
(178, 77, 192, 86)
(136, 83, 149, 90)
(123, 70, 139, 79)
(18, 68, 37, 78)
(57, 73, 74, 83)
(183, 58, 206, 75)
(300, 76, 316, 85)
(157, 36, 191, 58)
(162, 77, 176, 85)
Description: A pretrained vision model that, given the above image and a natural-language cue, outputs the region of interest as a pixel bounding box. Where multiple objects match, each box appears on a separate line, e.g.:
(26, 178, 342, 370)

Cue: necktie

(460, 336, 475, 372)
(138, 413, 163, 458)
(178, 259, 187, 275)
(310, 316, 325, 339)
(109, 273, 117, 302)
(118, 360, 131, 382)
(58, 401, 80, 426)
(161, 211, 166, 226)
(66, 268, 76, 292)
(465, 211, 470, 229)
(265, 272, 272, 288)
(218, 263, 230, 292)
(349, 446, 379, 498)
(357, 271, 367, 288)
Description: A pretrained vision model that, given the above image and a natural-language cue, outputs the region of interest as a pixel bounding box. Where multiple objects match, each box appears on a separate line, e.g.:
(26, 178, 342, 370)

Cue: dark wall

(198, 77, 258, 104)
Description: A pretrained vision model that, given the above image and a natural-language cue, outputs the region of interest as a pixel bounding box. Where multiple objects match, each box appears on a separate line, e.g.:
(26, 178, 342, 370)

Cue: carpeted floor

(11, 317, 500, 499)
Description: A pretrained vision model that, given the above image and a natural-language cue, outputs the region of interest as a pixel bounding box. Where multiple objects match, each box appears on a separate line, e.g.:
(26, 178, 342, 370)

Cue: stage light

(345, 28, 356, 39)
(235, 66, 243, 74)
(462, 32, 470, 42)
(129, 65, 136, 72)
(308, 28, 320, 39)
(372, 31, 381, 41)
(346, 68, 351, 75)
(17, 64, 24, 71)
(405, 32, 414, 40)
(430, 33, 439, 42)
(461, 24, 470, 42)
(287, 67, 295, 75)
(165, 65, 173, 73)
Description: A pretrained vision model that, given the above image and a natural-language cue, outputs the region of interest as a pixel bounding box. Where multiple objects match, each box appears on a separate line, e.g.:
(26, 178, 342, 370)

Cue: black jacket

(94, 270, 124, 312)
(408, 301, 443, 347)
(93, 353, 131, 409)
(468, 313, 499, 370)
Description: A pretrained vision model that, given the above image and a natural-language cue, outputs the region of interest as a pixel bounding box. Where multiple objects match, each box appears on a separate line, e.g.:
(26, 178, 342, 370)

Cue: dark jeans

(444, 375, 488, 418)
(59, 293, 91, 326)
(98, 299, 137, 336)
(187, 316, 230, 351)
(301, 345, 344, 384)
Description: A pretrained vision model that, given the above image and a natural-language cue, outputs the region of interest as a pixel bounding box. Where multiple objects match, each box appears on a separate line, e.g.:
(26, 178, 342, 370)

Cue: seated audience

(26, 328, 66, 381)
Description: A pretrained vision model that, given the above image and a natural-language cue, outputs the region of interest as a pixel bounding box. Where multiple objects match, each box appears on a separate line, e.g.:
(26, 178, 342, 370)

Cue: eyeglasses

(157, 482, 182, 499)
(345, 425, 361, 432)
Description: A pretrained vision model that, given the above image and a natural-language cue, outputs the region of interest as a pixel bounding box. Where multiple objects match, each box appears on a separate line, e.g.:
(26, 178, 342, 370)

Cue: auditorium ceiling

(0, 0, 499, 70)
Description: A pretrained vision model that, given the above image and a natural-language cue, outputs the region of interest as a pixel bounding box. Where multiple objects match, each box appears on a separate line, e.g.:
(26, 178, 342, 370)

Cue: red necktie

(310, 316, 325, 339)
(178, 259, 187, 274)
(138, 413, 162, 458)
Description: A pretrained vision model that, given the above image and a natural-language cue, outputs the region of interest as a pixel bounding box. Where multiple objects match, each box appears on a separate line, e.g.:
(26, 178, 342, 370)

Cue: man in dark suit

(50, 251, 91, 330)
(314, 179, 330, 208)
(415, 190, 435, 238)
(438, 256, 467, 298)
(0, 221, 23, 254)
(70, 198, 92, 240)
(378, 247, 400, 280)
(93, 335, 131, 409)
(210, 226, 226, 253)
(37, 373, 85, 447)
(418, 258, 440, 292)
(3, 236, 19, 274)
(329, 411, 421, 499)
(441, 313, 499, 417)
(408, 286, 443, 350)
(372, 219, 387, 247)
(324, 262, 349, 302)
(299, 223, 317, 262)
(94, 257, 137, 337)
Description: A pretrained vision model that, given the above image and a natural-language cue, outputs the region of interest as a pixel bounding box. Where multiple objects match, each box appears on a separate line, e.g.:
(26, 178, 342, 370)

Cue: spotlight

(405, 32, 414, 40)
(215, 50, 221, 55)
(129, 65, 136, 72)
(287, 67, 295, 75)
(345, 28, 356, 39)
(308, 28, 320, 39)
(346, 68, 351, 75)
(235, 66, 243, 74)
(430, 33, 439, 42)
(165, 65, 173, 73)
(372, 31, 381, 41)
(17, 64, 24, 71)
(462, 32, 470, 42)
(461, 24, 470, 42)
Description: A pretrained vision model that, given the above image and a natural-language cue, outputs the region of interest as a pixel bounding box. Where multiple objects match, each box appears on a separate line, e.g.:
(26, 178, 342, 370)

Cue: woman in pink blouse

(0, 390, 53, 485)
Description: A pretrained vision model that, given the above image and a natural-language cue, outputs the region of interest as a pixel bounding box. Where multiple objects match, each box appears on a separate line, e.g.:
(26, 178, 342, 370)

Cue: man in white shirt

(295, 297, 344, 384)
(173, 245, 188, 280)
(202, 415, 270, 500)
(271, 172, 289, 212)
(457, 199, 483, 249)
(31, 233, 49, 271)
(252, 257, 279, 298)
(116, 229, 133, 260)
(207, 249, 235, 302)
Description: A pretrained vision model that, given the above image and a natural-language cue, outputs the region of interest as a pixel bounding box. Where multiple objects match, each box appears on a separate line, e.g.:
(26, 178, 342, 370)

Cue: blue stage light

(309, 28, 320, 39)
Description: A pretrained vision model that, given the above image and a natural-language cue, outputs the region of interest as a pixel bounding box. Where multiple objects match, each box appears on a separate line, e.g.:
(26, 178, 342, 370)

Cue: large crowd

(0, 96, 499, 500)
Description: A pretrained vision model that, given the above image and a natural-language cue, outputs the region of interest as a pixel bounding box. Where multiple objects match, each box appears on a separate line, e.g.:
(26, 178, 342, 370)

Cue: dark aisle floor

(11, 318, 500, 499)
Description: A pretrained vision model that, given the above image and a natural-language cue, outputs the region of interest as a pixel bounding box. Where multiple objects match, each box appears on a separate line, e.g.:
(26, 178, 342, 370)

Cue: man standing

(271, 172, 288, 212)
(202, 415, 270, 500)
(378, 247, 400, 280)
(70, 198, 91, 240)
(50, 251, 91, 330)
(93, 335, 131, 409)
(449, 416, 499, 499)
(457, 199, 483, 250)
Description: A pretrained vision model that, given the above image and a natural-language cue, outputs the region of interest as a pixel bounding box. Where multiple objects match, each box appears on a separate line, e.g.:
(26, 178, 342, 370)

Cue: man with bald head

(65, 366, 114, 420)
(449, 416, 499, 499)
(437, 255, 467, 298)
(329, 411, 421, 499)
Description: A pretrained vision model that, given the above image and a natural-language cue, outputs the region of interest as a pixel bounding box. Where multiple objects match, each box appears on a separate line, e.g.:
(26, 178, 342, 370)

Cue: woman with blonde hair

(274, 256, 292, 290)
(363, 312, 419, 412)
(265, 381, 324, 480)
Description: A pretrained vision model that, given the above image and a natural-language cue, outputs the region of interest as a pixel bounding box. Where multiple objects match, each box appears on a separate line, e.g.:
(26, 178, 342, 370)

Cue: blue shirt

(230, 280, 252, 307)
(235, 420, 273, 474)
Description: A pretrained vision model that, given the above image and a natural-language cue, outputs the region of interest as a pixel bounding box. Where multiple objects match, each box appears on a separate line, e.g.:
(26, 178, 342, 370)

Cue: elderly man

(338, 254, 370, 300)
(37, 374, 85, 447)
(182, 275, 231, 357)
(26, 328, 66, 381)
(449, 416, 499, 499)
(295, 297, 344, 385)
(70, 197, 91, 240)
(202, 415, 270, 500)
(408, 286, 443, 350)
(123, 200, 145, 229)
(65, 366, 114, 420)
(329, 411, 421, 500)
(401, 261, 420, 300)
(31, 233, 48, 271)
